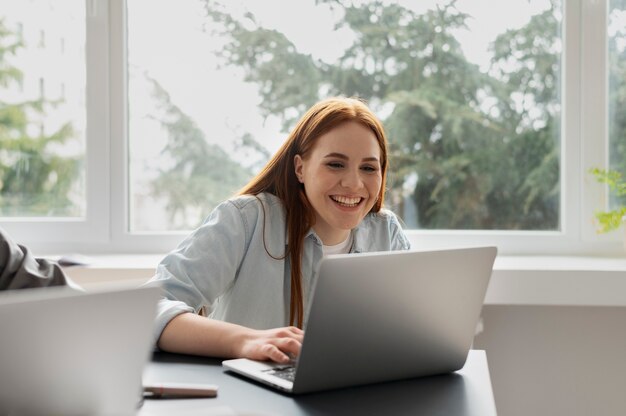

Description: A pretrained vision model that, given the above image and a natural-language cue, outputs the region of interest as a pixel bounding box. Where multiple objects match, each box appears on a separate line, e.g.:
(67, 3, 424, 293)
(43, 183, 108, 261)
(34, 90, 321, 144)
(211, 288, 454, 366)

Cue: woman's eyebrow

(323, 152, 380, 163)
(323, 152, 349, 160)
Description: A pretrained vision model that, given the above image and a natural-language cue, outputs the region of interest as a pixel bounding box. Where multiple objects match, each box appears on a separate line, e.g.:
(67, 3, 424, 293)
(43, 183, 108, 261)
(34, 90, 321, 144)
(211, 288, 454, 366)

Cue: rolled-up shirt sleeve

(145, 200, 248, 342)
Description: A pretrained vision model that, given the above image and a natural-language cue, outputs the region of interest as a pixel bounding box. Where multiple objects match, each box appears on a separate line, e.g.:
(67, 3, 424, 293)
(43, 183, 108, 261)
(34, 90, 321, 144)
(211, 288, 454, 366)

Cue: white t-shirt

(322, 232, 354, 256)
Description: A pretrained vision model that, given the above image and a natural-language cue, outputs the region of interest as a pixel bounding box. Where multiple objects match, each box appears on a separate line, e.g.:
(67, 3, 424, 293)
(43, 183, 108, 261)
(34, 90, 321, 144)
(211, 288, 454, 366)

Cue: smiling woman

(146, 97, 410, 363)
(1, 0, 624, 255)
(294, 121, 383, 245)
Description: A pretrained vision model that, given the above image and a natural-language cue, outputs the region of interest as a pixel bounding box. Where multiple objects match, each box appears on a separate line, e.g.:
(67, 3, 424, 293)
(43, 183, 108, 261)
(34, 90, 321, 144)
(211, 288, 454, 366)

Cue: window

(127, 0, 562, 232)
(0, 0, 108, 246)
(0, 0, 623, 255)
(608, 0, 626, 207)
(0, 1, 86, 218)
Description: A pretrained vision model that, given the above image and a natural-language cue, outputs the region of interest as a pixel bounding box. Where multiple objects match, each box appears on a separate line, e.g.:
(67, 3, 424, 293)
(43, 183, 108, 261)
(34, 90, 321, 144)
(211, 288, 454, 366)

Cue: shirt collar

(300, 220, 369, 253)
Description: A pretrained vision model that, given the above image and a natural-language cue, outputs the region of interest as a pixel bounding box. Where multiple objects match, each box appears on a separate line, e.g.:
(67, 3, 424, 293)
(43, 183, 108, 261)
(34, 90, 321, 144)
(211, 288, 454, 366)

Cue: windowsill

(57, 254, 161, 286)
(59, 254, 626, 306)
(487, 255, 626, 306)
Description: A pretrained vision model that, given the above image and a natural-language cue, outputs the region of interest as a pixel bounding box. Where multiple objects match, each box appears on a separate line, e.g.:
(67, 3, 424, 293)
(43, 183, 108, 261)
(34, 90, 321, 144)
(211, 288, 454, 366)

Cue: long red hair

(238, 97, 389, 327)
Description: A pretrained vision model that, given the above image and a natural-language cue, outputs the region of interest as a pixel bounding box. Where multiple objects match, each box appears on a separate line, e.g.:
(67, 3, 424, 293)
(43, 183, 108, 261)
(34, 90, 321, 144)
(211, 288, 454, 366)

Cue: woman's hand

(158, 313, 304, 363)
(237, 326, 304, 364)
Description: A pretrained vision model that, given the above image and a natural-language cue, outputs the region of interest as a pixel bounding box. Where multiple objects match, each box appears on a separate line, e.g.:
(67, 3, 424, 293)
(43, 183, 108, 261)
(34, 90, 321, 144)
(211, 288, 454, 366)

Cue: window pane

(128, 0, 561, 232)
(0, 0, 86, 217)
(609, 0, 626, 208)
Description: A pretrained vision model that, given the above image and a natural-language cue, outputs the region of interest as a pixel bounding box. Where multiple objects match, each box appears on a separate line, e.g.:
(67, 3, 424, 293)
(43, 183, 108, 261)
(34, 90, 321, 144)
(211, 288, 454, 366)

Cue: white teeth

(332, 196, 361, 206)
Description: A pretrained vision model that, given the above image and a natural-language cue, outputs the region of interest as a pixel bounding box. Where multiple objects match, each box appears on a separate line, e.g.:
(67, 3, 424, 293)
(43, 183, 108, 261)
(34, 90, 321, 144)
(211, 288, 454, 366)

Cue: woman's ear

(294, 154, 304, 183)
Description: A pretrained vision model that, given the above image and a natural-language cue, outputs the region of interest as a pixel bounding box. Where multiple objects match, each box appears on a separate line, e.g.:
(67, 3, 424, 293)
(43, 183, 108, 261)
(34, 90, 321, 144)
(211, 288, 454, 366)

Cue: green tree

(202, 0, 561, 230)
(0, 18, 80, 216)
(148, 78, 252, 229)
(484, 3, 561, 229)
(608, 0, 626, 208)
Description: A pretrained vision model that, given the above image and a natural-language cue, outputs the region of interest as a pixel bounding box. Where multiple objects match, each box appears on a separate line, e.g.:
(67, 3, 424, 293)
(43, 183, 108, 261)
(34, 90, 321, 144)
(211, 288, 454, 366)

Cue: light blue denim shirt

(147, 192, 410, 342)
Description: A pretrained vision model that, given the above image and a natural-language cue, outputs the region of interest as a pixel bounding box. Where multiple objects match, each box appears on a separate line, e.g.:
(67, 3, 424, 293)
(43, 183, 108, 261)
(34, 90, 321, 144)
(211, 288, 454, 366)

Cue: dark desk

(140, 350, 497, 416)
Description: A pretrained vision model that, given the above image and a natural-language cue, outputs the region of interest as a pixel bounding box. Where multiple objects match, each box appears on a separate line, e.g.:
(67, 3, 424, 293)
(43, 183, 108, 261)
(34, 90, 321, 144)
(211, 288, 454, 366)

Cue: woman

(148, 97, 410, 363)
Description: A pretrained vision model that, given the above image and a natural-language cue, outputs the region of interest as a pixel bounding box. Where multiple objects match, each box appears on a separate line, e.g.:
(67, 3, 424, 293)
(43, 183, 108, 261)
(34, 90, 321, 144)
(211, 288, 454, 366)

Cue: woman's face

(294, 121, 383, 245)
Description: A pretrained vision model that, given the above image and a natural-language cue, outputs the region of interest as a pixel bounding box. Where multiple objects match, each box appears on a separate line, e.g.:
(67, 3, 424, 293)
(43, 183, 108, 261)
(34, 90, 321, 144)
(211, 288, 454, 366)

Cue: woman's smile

(294, 121, 382, 245)
(330, 195, 363, 208)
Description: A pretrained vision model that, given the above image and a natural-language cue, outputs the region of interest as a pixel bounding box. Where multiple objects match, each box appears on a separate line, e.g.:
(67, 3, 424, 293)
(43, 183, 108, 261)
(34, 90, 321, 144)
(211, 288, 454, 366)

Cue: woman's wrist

(227, 325, 256, 358)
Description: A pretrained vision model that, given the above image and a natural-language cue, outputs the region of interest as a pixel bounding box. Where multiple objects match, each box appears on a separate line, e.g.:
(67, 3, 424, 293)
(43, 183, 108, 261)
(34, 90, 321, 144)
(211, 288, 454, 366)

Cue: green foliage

(588, 3, 626, 235)
(205, 5, 322, 128)
(0, 18, 80, 216)
(147, 78, 252, 229)
(608, 3, 626, 204)
(590, 168, 626, 233)
(202, 0, 563, 230)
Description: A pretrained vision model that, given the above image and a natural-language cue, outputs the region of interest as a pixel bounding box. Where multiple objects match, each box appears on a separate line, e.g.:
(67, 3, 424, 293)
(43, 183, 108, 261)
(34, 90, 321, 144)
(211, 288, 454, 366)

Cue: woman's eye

(361, 165, 378, 173)
(327, 162, 344, 169)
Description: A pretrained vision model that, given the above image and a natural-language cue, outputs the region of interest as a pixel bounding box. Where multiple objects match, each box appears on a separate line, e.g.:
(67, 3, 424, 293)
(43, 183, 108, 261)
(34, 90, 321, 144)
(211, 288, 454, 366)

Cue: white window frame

(1, 0, 622, 256)
(0, 0, 110, 249)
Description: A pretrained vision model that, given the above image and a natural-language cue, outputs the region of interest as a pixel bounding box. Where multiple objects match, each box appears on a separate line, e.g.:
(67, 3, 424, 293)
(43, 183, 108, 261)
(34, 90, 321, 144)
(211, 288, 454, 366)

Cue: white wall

(474, 305, 626, 416)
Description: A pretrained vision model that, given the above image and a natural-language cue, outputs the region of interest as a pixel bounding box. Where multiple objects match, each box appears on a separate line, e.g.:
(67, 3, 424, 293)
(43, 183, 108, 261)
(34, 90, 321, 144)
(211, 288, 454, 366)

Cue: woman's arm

(157, 312, 304, 363)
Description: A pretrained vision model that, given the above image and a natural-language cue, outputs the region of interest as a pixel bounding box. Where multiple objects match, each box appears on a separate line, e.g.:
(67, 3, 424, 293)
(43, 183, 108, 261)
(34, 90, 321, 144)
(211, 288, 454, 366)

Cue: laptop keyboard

(264, 365, 296, 382)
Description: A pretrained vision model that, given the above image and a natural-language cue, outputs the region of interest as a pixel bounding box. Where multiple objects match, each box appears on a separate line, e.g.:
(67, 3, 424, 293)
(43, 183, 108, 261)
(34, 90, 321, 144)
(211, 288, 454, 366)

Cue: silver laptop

(223, 246, 497, 394)
(0, 283, 161, 415)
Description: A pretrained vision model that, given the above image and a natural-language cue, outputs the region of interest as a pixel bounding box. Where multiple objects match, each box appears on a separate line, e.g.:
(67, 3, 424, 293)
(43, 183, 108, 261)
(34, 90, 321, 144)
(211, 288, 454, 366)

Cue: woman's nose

(341, 168, 363, 189)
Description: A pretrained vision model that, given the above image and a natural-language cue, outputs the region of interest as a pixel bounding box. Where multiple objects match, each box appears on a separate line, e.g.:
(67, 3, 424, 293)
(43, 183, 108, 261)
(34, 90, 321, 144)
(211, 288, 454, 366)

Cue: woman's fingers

(286, 326, 304, 335)
(257, 337, 302, 363)
(272, 327, 304, 341)
(242, 326, 305, 363)
(274, 336, 302, 356)
(260, 343, 291, 363)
